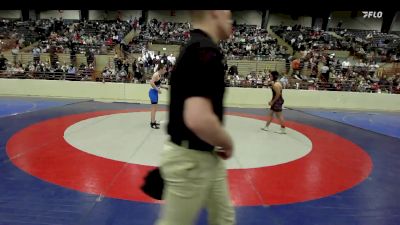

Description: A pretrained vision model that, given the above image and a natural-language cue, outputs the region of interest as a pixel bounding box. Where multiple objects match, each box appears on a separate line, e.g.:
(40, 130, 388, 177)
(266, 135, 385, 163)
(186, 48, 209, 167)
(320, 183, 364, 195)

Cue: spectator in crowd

(101, 66, 112, 83)
(67, 64, 76, 75)
(116, 68, 127, 82)
(32, 47, 41, 63)
(320, 63, 330, 82)
(228, 65, 238, 75)
(86, 49, 95, 65)
(291, 58, 301, 75)
(0, 54, 7, 71)
(280, 75, 289, 88)
(167, 54, 176, 65)
(11, 44, 19, 66)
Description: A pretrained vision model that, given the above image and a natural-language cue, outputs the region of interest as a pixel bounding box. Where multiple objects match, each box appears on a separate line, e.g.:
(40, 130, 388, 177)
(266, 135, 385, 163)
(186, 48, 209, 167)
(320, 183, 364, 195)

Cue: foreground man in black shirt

(156, 10, 235, 225)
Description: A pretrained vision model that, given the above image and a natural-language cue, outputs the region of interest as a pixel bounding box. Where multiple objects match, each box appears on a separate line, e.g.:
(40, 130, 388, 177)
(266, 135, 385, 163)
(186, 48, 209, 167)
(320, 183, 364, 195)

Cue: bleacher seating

(271, 25, 348, 51)
(0, 15, 399, 94)
(227, 60, 286, 76)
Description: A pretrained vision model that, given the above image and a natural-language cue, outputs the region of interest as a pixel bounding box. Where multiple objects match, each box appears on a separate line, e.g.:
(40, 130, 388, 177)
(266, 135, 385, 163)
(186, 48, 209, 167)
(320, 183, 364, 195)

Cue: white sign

(362, 11, 383, 19)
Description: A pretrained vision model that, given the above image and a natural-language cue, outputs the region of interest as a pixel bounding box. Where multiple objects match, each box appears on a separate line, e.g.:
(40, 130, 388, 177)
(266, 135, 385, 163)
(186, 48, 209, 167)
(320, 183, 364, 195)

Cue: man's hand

(158, 88, 162, 94)
(184, 97, 234, 159)
(268, 101, 272, 106)
(215, 144, 233, 160)
(216, 132, 233, 160)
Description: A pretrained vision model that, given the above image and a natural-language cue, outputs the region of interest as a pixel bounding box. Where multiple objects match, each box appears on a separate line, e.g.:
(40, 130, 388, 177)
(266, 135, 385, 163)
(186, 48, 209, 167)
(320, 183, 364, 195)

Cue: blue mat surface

(300, 110, 400, 139)
(0, 97, 88, 118)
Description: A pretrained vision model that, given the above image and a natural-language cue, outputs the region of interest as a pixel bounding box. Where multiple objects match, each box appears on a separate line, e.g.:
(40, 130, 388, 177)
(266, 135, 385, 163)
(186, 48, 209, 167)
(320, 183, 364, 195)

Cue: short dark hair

(270, 71, 279, 81)
(157, 64, 165, 71)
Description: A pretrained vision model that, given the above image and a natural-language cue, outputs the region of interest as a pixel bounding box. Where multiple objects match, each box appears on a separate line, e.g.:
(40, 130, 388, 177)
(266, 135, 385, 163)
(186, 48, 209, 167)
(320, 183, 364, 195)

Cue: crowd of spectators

(37, 19, 132, 55)
(135, 18, 190, 45)
(221, 25, 288, 59)
(222, 47, 399, 94)
(334, 29, 400, 62)
(133, 20, 287, 59)
(1, 17, 399, 94)
(272, 25, 347, 51)
(0, 19, 43, 48)
(272, 25, 400, 63)
(0, 53, 95, 81)
(225, 68, 272, 88)
(100, 49, 176, 83)
(284, 50, 399, 93)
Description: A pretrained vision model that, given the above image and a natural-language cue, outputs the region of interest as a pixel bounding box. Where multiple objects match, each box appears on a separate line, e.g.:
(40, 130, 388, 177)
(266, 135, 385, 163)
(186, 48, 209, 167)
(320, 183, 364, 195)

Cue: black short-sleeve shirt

(167, 29, 226, 151)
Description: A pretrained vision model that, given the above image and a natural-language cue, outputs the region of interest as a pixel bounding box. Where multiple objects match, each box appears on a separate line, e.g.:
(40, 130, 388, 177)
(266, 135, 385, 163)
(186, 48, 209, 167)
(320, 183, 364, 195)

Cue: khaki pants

(156, 141, 235, 225)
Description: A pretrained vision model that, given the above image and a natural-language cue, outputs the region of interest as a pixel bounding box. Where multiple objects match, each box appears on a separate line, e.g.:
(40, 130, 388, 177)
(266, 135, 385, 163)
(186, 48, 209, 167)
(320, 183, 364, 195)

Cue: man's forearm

(185, 113, 231, 149)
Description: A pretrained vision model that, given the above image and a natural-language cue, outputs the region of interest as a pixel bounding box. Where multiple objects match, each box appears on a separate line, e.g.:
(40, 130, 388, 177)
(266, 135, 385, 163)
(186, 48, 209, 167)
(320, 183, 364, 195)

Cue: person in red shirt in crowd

(371, 82, 380, 92)
(105, 37, 114, 46)
(183, 30, 190, 39)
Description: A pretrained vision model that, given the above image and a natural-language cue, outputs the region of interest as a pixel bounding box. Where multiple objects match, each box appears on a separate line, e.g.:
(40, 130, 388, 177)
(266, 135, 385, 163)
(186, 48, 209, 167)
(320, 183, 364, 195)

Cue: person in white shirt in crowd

(358, 47, 366, 56)
(169, 54, 176, 65)
(11, 45, 19, 66)
(117, 69, 127, 82)
(368, 63, 379, 76)
(341, 60, 351, 75)
(167, 54, 172, 64)
(67, 65, 76, 75)
(279, 75, 289, 88)
(256, 73, 263, 88)
(227, 75, 235, 86)
(246, 73, 252, 86)
(356, 59, 367, 68)
(320, 64, 330, 82)
(291, 38, 296, 45)
(246, 44, 252, 52)
(32, 47, 41, 63)
(102, 67, 111, 83)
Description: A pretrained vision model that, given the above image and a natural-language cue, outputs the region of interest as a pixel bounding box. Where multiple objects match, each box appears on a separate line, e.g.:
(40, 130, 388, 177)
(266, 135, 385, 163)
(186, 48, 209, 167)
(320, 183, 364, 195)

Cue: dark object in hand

(141, 167, 164, 200)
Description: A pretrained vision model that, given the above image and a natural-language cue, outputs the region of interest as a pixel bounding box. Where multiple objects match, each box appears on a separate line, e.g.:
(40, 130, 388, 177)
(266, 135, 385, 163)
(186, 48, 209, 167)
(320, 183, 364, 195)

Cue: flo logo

(362, 11, 383, 18)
